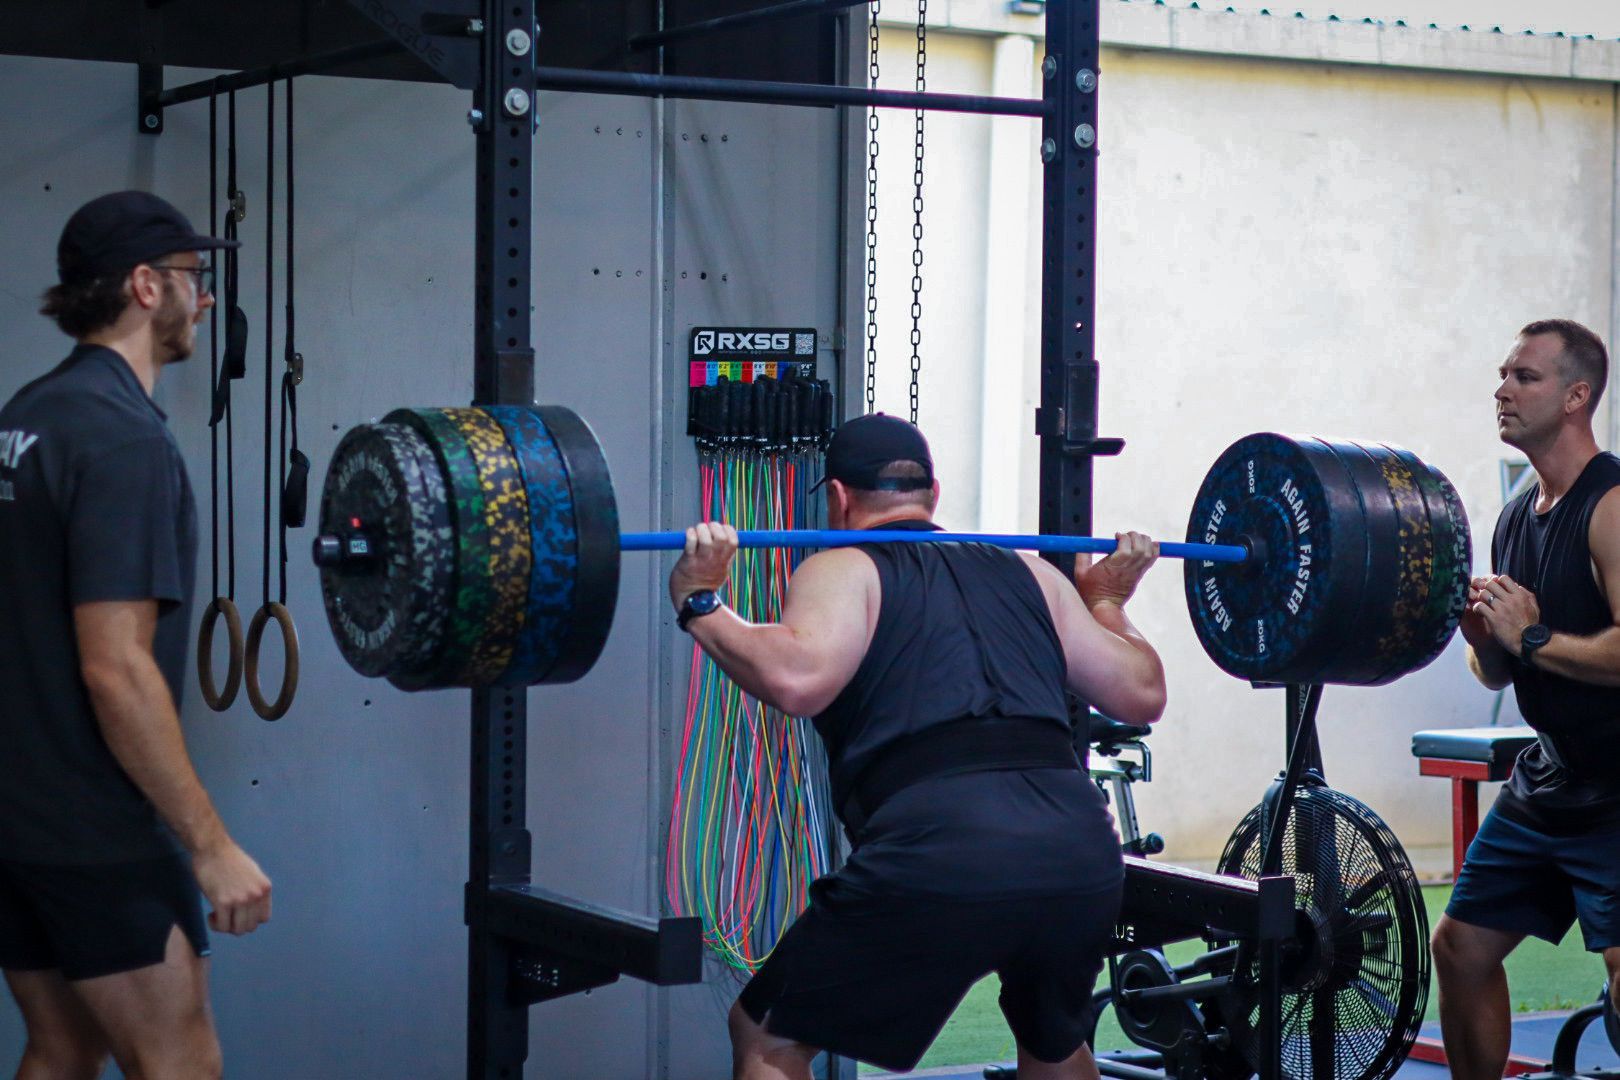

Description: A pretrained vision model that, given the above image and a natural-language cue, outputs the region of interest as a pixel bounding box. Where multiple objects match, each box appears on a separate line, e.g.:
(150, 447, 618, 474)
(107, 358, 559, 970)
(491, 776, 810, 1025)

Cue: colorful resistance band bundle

(665, 447, 840, 972)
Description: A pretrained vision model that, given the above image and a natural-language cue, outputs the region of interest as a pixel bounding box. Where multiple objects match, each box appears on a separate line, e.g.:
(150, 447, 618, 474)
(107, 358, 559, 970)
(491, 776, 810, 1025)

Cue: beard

(153, 280, 195, 364)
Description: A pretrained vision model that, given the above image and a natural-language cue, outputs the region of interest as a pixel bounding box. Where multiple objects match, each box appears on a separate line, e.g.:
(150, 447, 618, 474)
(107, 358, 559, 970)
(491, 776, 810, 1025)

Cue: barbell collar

(619, 529, 1249, 564)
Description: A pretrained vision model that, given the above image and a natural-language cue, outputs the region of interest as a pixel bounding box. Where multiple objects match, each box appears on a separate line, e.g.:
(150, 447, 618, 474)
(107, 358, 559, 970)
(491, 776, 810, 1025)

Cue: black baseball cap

(812, 413, 935, 492)
(57, 190, 239, 285)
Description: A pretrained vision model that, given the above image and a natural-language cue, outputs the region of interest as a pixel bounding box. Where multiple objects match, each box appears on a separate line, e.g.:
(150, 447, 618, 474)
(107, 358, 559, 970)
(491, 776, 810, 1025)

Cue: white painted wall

(871, 7, 1620, 866)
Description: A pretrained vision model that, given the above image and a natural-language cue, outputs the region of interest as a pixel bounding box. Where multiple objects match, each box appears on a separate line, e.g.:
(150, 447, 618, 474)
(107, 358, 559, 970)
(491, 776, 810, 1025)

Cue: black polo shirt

(0, 344, 196, 864)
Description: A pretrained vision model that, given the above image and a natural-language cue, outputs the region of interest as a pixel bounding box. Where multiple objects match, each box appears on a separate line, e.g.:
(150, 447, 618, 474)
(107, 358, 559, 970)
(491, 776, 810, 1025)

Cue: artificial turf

(866, 884, 1612, 1074)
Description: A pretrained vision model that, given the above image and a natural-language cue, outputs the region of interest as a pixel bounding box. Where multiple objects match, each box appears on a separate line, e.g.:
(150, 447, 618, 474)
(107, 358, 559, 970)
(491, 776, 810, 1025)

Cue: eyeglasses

(149, 263, 215, 295)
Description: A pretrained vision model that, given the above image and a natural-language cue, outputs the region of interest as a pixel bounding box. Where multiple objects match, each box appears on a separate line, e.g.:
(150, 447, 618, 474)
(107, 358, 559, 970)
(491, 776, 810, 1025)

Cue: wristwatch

(1520, 623, 1552, 667)
(677, 589, 723, 632)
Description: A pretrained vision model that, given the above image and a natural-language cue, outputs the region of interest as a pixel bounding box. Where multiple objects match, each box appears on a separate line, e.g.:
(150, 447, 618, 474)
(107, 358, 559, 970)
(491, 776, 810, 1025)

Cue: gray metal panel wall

(0, 50, 845, 1079)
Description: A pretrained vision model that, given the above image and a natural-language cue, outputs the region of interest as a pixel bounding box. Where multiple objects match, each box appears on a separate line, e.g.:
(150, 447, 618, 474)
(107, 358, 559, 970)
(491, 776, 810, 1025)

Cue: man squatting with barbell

(1436, 318, 1620, 1078)
(667, 412, 1167, 1080)
(0, 193, 272, 1079)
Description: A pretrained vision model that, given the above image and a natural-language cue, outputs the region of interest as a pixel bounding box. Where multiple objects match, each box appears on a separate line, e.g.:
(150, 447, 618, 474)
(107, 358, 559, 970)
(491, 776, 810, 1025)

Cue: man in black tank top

(668, 414, 1167, 1079)
(1436, 319, 1620, 1079)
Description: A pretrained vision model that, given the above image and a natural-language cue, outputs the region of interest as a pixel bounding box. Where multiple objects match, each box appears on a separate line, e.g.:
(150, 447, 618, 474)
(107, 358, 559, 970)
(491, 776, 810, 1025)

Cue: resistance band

(665, 446, 839, 972)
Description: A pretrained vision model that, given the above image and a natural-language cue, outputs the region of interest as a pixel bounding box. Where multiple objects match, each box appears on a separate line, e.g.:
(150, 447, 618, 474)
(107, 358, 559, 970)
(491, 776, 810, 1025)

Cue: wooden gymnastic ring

(245, 602, 300, 721)
(197, 597, 244, 711)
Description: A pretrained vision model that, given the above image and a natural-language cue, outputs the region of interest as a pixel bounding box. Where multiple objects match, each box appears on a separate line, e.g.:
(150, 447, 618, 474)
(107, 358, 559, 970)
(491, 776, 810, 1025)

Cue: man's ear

(127, 265, 164, 311)
(1567, 379, 1593, 416)
(829, 479, 850, 517)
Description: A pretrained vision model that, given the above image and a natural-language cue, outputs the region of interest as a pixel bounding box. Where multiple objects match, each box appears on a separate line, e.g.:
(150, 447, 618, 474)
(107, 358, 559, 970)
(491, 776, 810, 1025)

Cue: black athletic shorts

(736, 876, 1121, 1072)
(0, 854, 211, 980)
(1447, 805, 1620, 950)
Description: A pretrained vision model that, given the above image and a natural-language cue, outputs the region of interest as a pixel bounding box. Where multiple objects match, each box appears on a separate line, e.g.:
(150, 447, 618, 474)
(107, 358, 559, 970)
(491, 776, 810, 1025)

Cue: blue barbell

(620, 530, 1248, 563)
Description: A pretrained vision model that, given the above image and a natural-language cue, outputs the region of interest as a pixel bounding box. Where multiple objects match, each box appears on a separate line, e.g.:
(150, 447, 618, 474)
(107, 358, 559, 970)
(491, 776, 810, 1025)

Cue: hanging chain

(864, 1, 881, 413)
(908, 0, 927, 424)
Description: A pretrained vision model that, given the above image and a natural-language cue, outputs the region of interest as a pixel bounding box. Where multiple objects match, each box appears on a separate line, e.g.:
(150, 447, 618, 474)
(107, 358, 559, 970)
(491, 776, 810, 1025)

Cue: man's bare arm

(75, 600, 272, 934)
(76, 600, 230, 852)
(1467, 642, 1514, 690)
(1020, 553, 1167, 725)
(684, 547, 876, 717)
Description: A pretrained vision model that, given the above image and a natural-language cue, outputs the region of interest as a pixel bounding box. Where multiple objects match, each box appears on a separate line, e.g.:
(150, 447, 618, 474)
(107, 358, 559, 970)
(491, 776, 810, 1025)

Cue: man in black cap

(669, 413, 1166, 1079)
(0, 191, 270, 1079)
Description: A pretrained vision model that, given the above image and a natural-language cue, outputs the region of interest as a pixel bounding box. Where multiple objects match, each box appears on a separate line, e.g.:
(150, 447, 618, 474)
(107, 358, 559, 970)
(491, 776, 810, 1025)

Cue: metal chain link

(864, 1, 881, 413)
(908, 0, 927, 425)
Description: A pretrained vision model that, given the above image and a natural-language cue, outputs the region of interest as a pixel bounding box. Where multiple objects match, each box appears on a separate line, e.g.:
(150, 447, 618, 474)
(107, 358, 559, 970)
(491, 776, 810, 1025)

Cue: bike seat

(1087, 712, 1151, 748)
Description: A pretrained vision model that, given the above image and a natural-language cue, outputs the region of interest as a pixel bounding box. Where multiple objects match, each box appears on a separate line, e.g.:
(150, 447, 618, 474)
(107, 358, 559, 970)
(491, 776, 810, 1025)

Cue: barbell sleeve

(618, 530, 1250, 563)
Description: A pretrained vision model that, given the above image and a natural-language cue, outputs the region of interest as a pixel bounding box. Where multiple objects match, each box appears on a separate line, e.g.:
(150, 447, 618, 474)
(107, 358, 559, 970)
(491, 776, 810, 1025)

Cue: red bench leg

(1451, 776, 1479, 882)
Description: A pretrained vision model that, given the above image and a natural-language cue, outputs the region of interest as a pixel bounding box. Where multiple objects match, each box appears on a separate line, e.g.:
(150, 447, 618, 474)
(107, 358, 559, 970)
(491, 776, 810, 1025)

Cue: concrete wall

(0, 53, 846, 1078)
(871, 4, 1620, 865)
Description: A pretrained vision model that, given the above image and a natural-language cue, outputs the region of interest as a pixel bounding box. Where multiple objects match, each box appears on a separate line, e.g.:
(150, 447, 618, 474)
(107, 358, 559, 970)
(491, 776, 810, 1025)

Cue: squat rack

(99, 1, 1290, 1077)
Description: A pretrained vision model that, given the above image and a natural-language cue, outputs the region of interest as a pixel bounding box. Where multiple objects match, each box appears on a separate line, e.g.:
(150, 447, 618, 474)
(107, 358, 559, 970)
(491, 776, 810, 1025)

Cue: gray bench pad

(1412, 725, 1537, 770)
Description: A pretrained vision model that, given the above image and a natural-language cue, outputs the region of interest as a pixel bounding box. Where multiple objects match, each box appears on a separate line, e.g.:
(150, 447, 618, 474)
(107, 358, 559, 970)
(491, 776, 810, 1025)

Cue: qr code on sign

(795, 333, 815, 356)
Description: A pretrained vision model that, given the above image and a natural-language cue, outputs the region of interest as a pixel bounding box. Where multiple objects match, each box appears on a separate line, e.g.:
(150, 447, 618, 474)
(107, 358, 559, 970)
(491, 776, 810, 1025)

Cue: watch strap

(678, 590, 721, 632)
(1521, 623, 1551, 667)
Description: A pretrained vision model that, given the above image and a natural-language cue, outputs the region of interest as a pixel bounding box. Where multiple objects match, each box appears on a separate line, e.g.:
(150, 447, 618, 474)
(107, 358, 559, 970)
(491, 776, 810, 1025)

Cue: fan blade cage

(1212, 783, 1430, 1079)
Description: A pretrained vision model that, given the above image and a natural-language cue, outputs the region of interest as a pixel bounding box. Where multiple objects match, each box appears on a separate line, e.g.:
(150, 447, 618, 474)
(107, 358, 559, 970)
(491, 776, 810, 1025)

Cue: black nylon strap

(864, 476, 932, 492)
(210, 87, 240, 601)
(209, 86, 219, 601)
(276, 78, 306, 597)
(840, 717, 1079, 837)
(261, 82, 275, 607)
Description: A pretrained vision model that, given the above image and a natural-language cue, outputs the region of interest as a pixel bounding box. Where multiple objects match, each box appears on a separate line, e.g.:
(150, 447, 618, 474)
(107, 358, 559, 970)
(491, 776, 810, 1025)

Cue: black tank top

(1493, 452, 1620, 831)
(810, 520, 1122, 900)
(812, 520, 1071, 810)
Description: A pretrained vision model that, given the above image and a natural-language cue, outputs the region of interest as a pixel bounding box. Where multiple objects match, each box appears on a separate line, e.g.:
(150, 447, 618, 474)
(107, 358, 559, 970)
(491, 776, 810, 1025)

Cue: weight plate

(376, 423, 456, 677)
(1386, 446, 1471, 681)
(1417, 457, 1471, 671)
(444, 407, 532, 685)
(1318, 440, 1409, 686)
(1370, 447, 1436, 683)
(317, 424, 440, 678)
(536, 406, 620, 684)
(1185, 434, 1363, 684)
(484, 405, 578, 686)
(384, 407, 492, 689)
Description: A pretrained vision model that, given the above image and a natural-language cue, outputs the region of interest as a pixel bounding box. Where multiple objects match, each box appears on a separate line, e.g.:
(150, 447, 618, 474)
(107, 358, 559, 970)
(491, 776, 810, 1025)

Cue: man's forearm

(686, 607, 806, 713)
(85, 657, 230, 855)
(1528, 626, 1620, 686)
(1467, 642, 1513, 690)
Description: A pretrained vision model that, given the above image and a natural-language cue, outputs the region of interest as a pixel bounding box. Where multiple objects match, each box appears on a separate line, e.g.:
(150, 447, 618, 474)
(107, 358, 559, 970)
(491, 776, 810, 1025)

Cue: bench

(1411, 725, 1537, 881)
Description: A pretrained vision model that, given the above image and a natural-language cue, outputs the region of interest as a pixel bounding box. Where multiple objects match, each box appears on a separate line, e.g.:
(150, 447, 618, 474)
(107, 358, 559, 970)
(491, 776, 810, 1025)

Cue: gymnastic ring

(197, 597, 244, 711)
(245, 602, 300, 721)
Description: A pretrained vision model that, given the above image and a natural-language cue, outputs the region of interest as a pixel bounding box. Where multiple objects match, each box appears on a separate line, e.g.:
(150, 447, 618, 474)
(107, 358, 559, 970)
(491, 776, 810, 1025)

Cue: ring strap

(197, 596, 244, 712)
(245, 601, 300, 721)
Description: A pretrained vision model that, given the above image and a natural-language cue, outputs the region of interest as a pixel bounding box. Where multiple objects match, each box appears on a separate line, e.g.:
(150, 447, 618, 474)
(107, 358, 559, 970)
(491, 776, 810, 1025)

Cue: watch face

(688, 590, 721, 614)
(1524, 624, 1551, 648)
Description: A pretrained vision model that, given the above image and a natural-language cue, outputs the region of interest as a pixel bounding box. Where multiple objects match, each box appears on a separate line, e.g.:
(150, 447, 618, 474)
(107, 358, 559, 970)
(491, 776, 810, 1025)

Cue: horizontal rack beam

(153, 37, 409, 108)
(484, 884, 703, 987)
(533, 66, 1046, 118)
